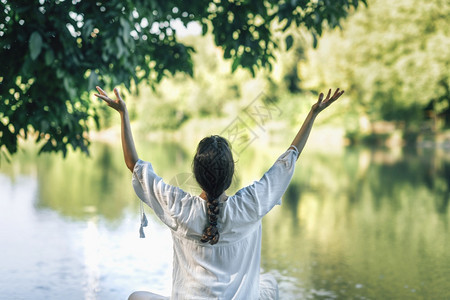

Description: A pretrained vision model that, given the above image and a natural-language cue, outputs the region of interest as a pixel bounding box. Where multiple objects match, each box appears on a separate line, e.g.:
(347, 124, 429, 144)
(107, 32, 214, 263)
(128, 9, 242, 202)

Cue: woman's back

(132, 148, 299, 299)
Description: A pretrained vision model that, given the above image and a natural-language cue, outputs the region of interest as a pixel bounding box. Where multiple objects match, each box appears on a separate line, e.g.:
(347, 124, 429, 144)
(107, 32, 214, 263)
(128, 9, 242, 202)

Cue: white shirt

(132, 148, 299, 300)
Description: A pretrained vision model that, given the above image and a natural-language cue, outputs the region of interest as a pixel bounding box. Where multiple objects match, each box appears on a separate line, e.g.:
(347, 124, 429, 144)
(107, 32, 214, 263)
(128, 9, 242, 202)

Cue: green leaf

(82, 19, 94, 39)
(250, 66, 255, 77)
(45, 49, 54, 66)
(0, 146, 12, 164)
(115, 36, 125, 58)
(88, 71, 98, 90)
(29, 31, 43, 60)
(312, 33, 318, 48)
(231, 57, 240, 73)
(202, 23, 208, 35)
(56, 69, 64, 79)
(285, 35, 293, 51)
(63, 77, 76, 99)
(120, 17, 131, 44)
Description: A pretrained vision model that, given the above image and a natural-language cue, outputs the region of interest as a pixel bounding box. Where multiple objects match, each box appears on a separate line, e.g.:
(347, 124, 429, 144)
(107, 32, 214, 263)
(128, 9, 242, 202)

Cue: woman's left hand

(311, 88, 344, 115)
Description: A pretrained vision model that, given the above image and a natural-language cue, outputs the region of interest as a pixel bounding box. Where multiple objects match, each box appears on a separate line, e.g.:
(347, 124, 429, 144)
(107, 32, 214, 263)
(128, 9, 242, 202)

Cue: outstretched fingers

(320, 89, 332, 106)
(96, 86, 107, 96)
(318, 92, 324, 103)
(331, 88, 339, 99)
(94, 86, 114, 106)
(332, 88, 345, 101)
(113, 87, 123, 101)
(94, 94, 112, 106)
(325, 89, 332, 101)
(94, 86, 127, 113)
(327, 88, 345, 105)
(332, 88, 343, 99)
(312, 88, 345, 113)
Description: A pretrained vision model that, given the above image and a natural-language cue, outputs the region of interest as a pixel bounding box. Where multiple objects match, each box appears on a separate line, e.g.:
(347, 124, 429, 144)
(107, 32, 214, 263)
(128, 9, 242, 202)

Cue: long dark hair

(193, 135, 234, 245)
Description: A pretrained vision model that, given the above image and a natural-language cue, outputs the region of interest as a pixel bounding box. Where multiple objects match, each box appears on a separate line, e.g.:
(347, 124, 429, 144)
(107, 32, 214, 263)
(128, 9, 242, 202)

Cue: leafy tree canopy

(0, 0, 366, 157)
(300, 0, 450, 130)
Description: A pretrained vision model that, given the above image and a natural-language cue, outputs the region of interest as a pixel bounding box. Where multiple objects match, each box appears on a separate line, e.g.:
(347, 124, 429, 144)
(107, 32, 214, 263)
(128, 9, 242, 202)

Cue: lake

(1, 142, 449, 299)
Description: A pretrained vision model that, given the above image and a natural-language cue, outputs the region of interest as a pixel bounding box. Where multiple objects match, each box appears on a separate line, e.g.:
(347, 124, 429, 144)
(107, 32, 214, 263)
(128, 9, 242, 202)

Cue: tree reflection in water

(1, 143, 449, 299)
(262, 146, 450, 299)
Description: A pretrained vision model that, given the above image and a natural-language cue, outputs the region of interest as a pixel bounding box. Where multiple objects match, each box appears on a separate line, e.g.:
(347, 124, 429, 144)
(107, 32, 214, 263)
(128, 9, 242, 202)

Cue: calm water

(1, 143, 449, 299)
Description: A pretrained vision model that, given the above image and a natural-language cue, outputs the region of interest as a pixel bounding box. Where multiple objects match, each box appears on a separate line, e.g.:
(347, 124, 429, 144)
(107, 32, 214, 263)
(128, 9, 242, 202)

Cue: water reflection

(33, 144, 134, 221)
(82, 217, 101, 300)
(1, 143, 449, 299)
(262, 146, 450, 299)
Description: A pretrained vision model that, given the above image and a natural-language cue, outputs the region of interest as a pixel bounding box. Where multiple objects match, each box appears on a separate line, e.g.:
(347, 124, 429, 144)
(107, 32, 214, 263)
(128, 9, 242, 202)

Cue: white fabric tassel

(139, 201, 148, 238)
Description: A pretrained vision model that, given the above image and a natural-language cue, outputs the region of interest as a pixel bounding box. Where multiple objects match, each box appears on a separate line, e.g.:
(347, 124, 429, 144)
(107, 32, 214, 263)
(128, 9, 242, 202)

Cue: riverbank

(89, 117, 348, 156)
(90, 118, 450, 155)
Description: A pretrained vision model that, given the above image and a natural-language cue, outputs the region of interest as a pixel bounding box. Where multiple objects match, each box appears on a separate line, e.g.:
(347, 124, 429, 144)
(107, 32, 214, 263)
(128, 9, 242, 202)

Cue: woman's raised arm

(290, 88, 344, 157)
(94, 86, 139, 172)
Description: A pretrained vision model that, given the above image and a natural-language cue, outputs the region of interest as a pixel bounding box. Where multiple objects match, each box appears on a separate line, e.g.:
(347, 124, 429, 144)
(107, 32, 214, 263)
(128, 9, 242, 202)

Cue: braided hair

(193, 135, 234, 245)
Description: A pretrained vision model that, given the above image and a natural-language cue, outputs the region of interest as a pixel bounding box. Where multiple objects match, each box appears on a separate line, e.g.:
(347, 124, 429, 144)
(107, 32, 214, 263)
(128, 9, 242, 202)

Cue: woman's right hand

(94, 86, 127, 114)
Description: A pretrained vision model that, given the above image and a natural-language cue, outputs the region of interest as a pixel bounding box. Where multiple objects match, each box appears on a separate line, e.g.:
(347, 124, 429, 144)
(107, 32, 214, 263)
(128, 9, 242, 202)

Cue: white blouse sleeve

(234, 148, 299, 220)
(132, 159, 188, 230)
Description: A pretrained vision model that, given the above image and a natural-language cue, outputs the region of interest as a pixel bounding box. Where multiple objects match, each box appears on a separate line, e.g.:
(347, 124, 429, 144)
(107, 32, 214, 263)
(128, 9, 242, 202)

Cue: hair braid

(200, 198, 220, 244)
(193, 136, 234, 245)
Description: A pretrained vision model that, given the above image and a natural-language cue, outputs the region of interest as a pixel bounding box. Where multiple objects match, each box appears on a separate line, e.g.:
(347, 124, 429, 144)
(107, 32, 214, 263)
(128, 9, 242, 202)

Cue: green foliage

(137, 34, 248, 131)
(300, 0, 450, 131)
(0, 0, 365, 158)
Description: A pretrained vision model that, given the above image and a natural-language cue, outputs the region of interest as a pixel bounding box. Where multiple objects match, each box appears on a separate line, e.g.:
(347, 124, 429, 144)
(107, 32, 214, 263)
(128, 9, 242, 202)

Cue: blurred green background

(1, 0, 450, 299)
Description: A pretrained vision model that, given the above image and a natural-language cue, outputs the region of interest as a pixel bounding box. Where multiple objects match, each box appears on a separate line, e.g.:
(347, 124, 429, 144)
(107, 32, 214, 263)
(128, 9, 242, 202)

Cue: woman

(94, 86, 344, 299)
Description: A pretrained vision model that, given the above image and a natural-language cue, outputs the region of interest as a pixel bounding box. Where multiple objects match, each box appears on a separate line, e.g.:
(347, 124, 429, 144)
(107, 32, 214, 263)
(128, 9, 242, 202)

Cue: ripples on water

(1, 144, 449, 299)
(0, 172, 172, 299)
